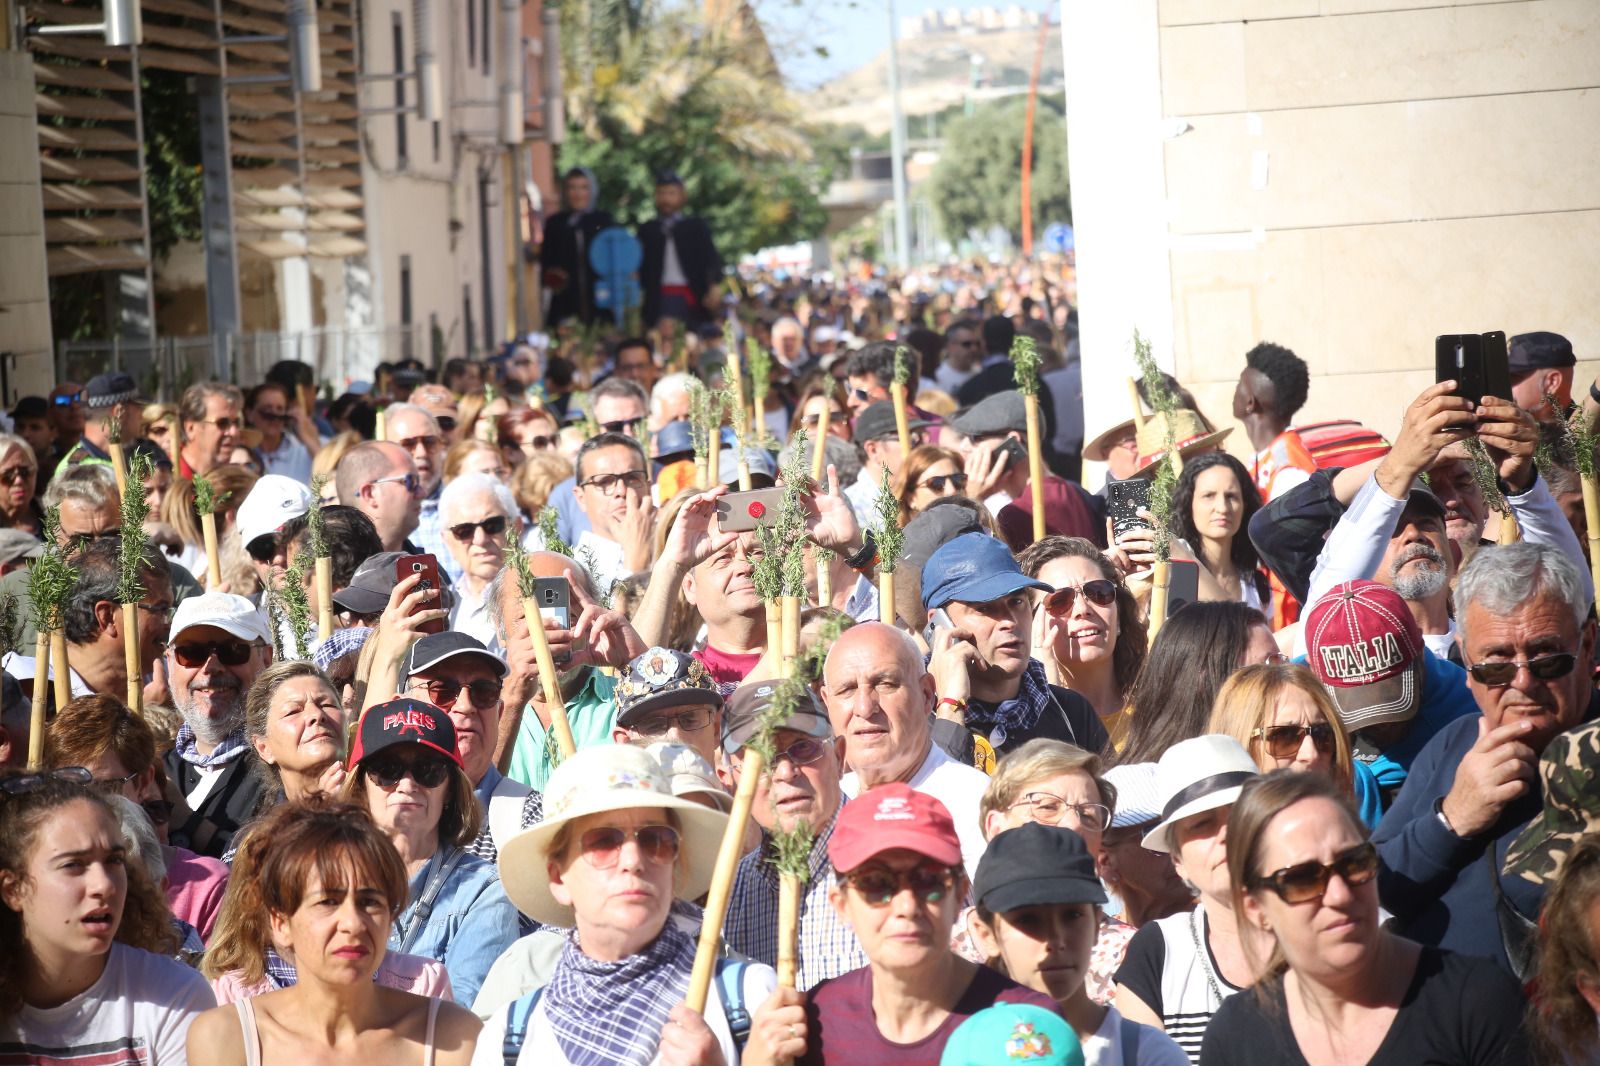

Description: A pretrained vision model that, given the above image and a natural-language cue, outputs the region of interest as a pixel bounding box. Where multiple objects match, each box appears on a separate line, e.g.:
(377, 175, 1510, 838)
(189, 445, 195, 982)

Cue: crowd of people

(0, 287, 1594, 1066)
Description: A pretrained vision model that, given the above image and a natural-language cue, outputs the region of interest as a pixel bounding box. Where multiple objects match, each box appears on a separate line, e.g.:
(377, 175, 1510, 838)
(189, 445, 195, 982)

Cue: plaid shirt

(723, 812, 866, 990)
(412, 485, 463, 585)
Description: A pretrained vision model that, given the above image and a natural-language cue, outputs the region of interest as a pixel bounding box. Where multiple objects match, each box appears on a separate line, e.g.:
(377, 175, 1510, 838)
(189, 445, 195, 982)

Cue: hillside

(803, 24, 1062, 135)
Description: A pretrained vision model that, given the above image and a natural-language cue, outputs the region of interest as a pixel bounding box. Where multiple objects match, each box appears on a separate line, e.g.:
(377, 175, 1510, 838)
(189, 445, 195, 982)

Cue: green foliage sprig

(506, 526, 538, 600)
(538, 507, 573, 559)
(687, 380, 727, 469)
(307, 475, 330, 560)
(769, 814, 816, 880)
(893, 345, 912, 388)
(1461, 438, 1509, 517)
(116, 453, 153, 605)
(870, 472, 904, 576)
(193, 474, 226, 518)
(277, 562, 313, 660)
(0, 594, 19, 660)
(748, 338, 772, 409)
(1010, 334, 1040, 397)
(105, 414, 122, 445)
(1133, 331, 1179, 562)
(1541, 393, 1599, 482)
(28, 509, 76, 635)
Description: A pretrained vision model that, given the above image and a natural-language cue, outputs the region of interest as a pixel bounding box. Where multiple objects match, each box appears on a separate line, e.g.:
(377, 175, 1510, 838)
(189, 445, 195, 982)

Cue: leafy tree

(926, 95, 1069, 244)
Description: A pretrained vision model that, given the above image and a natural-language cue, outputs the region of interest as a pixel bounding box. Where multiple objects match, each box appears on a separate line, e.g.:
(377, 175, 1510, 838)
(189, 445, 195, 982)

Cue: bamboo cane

(1126, 378, 1147, 428)
(51, 629, 69, 710)
(1024, 392, 1046, 541)
(776, 872, 802, 989)
(122, 602, 142, 715)
(316, 556, 334, 642)
(200, 512, 221, 589)
(520, 595, 576, 759)
(765, 600, 781, 657)
(1497, 508, 1522, 545)
(375, 406, 387, 442)
(1583, 473, 1600, 594)
(1148, 559, 1171, 638)
(879, 570, 895, 625)
(107, 440, 128, 498)
(297, 383, 314, 416)
(685, 747, 765, 1013)
(810, 412, 829, 485)
(890, 380, 912, 456)
(816, 556, 832, 609)
(26, 633, 48, 770)
(780, 594, 801, 677)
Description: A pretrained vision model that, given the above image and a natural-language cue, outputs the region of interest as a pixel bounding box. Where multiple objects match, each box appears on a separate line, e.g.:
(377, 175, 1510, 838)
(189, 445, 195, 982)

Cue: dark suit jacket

(540, 208, 616, 326)
(639, 214, 722, 325)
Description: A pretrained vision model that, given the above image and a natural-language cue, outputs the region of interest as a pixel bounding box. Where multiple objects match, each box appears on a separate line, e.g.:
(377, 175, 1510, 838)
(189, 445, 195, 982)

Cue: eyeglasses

(850, 387, 874, 403)
(799, 411, 850, 429)
(2, 766, 93, 794)
(629, 706, 715, 737)
(171, 639, 258, 668)
(397, 435, 442, 452)
(917, 472, 968, 494)
(600, 417, 644, 434)
(252, 410, 288, 423)
(436, 416, 458, 433)
(1249, 841, 1379, 904)
(1467, 652, 1578, 687)
(138, 602, 175, 624)
(1007, 792, 1112, 831)
(579, 470, 648, 495)
(0, 465, 35, 484)
(1252, 723, 1337, 760)
(369, 473, 421, 496)
(338, 609, 382, 627)
(200, 418, 242, 432)
(843, 864, 959, 907)
(1043, 580, 1117, 615)
(412, 678, 502, 711)
(448, 515, 509, 542)
(366, 756, 452, 789)
(514, 433, 559, 451)
(53, 393, 82, 407)
(579, 824, 681, 868)
(93, 769, 142, 793)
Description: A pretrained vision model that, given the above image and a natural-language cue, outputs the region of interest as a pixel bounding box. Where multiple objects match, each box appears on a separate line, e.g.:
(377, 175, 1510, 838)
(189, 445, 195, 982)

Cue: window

(400, 255, 414, 359)
(391, 13, 408, 164)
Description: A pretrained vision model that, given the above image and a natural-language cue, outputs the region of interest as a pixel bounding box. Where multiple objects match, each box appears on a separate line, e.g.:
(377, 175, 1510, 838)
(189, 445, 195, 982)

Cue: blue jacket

(389, 845, 522, 1007)
(1352, 649, 1478, 826)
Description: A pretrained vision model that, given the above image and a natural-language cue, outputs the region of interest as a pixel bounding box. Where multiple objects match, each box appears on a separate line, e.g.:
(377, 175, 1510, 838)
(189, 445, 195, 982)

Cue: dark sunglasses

(2, 766, 91, 794)
(1467, 652, 1578, 687)
(171, 640, 257, 668)
(366, 756, 452, 789)
(1252, 722, 1337, 760)
(369, 473, 421, 495)
(1249, 841, 1379, 904)
(436, 416, 458, 433)
(843, 864, 959, 907)
(600, 417, 644, 433)
(201, 417, 242, 431)
(246, 536, 277, 563)
(449, 515, 509, 542)
(413, 678, 502, 710)
(800, 411, 850, 428)
(253, 410, 288, 423)
(142, 799, 174, 825)
(917, 472, 968, 494)
(1043, 579, 1118, 614)
(579, 824, 681, 868)
(397, 435, 442, 451)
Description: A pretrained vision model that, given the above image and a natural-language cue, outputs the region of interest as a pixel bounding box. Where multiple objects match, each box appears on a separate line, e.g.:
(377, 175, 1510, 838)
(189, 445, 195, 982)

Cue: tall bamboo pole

(1583, 473, 1600, 594)
(122, 603, 142, 714)
(50, 630, 69, 709)
(776, 874, 801, 988)
(685, 748, 765, 1012)
(1024, 393, 1046, 541)
(522, 594, 577, 759)
(26, 633, 48, 770)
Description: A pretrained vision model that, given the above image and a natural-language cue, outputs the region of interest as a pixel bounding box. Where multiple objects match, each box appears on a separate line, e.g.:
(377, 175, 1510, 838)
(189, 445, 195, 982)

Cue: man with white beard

(160, 593, 275, 859)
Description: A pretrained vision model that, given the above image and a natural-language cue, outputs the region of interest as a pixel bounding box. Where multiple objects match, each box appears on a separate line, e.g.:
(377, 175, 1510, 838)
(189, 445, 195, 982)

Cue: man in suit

(540, 167, 616, 327)
(638, 170, 722, 331)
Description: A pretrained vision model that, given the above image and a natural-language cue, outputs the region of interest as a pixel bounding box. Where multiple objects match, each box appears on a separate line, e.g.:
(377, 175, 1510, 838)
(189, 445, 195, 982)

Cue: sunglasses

(629, 706, 715, 737)
(917, 472, 968, 494)
(397, 435, 442, 451)
(253, 410, 288, 423)
(142, 799, 174, 825)
(246, 536, 277, 563)
(412, 678, 502, 711)
(52, 393, 82, 407)
(0, 466, 36, 485)
(1252, 723, 1337, 760)
(579, 824, 681, 868)
(436, 416, 458, 433)
(799, 411, 850, 428)
(366, 756, 452, 789)
(1467, 652, 1578, 687)
(449, 515, 509, 542)
(600, 417, 644, 433)
(369, 473, 421, 495)
(1043, 579, 1118, 614)
(1006, 792, 1111, 831)
(843, 864, 959, 907)
(515, 433, 559, 451)
(579, 471, 648, 494)
(1249, 841, 1379, 904)
(1, 766, 92, 794)
(171, 640, 257, 668)
(200, 417, 242, 431)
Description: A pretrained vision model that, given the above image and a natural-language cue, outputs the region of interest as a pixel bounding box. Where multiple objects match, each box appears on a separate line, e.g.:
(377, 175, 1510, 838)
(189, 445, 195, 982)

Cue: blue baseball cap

(941, 1004, 1082, 1066)
(653, 419, 694, 461)
(920, 532, 1049, 610)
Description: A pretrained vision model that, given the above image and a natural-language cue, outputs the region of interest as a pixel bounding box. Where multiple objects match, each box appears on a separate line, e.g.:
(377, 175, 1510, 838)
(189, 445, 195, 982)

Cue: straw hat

(497, 744, 729, 927)
(1131, 410, 1232, 479)
(1083, 417, 1138, 464)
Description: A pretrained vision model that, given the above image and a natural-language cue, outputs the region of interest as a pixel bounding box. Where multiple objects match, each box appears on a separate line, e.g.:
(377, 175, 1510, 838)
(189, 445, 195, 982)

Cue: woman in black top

(1200, 772, 1527, 1066)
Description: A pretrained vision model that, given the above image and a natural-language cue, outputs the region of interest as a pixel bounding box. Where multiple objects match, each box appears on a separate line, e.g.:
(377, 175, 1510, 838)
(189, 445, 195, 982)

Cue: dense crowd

(0, 247, 1594, 1066)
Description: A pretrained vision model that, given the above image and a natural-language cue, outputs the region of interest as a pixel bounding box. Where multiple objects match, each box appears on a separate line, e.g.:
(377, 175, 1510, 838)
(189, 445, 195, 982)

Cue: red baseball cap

(828, 782, 962, 872)
(350, 697, 464, 769)
(1305, 580, 1424, 733)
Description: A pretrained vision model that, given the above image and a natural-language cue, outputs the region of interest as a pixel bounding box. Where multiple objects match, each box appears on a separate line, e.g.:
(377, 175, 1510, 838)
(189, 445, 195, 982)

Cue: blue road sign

(1043, 223, 1074, 254)
(590, 227, 643, 325)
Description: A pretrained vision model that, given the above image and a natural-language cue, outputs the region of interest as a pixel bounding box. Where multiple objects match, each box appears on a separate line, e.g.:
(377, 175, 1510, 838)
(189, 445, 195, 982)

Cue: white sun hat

(1141, 734, 1260, 853)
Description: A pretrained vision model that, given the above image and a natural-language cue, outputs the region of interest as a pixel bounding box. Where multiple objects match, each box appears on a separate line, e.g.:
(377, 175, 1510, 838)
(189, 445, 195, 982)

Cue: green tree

(926, 95, 1070, 244)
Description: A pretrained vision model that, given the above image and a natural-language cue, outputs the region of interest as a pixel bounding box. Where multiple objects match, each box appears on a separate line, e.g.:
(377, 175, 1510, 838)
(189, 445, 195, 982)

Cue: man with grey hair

(385, 402, 455, 580)
(649, 371, 692, 435)
(1374, 541, 1599, 973)
(439, 472, 520, 647)
(177, 381, 243, 479)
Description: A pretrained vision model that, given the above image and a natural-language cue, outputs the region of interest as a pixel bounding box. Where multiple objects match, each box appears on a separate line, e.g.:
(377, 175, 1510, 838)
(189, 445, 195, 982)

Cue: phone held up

(715, 487, 788, 533)
(1105, 477, 1152, 541)
(394, 554, 447, 635)
(533, 576, 574, 663)
(1435, 332, 1510, 404)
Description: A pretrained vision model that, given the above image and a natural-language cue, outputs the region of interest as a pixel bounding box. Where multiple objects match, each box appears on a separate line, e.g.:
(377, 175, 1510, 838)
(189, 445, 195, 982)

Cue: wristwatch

(1433, 796, 1460, 837)
(843, 531, 878, 573)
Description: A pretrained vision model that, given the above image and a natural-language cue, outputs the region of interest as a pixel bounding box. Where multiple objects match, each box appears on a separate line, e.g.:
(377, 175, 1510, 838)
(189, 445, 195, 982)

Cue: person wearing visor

(612, 646, 725, 769)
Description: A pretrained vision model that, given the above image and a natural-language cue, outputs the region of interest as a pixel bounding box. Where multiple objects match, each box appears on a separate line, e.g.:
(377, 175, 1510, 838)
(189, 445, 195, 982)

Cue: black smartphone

(997, 436, 1028, 472)
(1436, 333, 1511, 403)
(1106, 477, 1152, 540)
(1166, 559, 1201, 620)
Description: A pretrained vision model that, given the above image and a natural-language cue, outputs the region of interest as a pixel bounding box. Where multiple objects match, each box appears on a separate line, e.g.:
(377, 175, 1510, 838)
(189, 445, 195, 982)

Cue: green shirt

(505, 668, 619, 792)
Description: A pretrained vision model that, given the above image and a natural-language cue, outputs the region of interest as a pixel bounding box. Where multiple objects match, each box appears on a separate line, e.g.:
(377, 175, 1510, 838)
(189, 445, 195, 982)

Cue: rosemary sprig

(769, 813, 816, 880)
(1462, 437, 1509, 516)
(1542, 393, 1598, 482)
(1134, 331, 1179, 562)
(537, 506, 572, 559)
(748, 338, 772, 411)
(1010, 334, 1040, 397)
(0, 594, 19, 660)
(105, 414, 122, 445)
(505, 526, 537, 599)
(116, 452, 153, 605)
(278, 560, 313, 660)
(193, 473, 226, 517)
(307, 475, 330, 560)
(893, 345, 912, 388)
(687, 380, 727, 470)
(746, 675, 805, 767)
(28, 509, 76, 637)
(870, 472, 904, 576)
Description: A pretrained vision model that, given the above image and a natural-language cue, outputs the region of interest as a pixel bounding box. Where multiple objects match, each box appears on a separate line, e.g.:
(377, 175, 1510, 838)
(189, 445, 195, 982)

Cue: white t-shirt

(1, 940, 215, 1064)
(842, 743, 992, 879)
(1084, 1005, 1189, 1066)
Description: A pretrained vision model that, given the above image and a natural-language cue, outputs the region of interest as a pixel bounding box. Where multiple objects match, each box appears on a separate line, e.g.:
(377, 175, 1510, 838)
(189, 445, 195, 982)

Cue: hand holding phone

(1436, 332, 1511, 403)
(714, 487, 786, 532)
(393, 554, 447, 635)
(1106, 478, 1152, 541)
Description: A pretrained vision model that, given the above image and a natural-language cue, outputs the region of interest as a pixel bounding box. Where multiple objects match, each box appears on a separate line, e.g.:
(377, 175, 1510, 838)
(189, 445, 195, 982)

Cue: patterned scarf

(543, 920, 696, 1066)
(173, 723, 249, 769)
(964, 658, 1054, 749)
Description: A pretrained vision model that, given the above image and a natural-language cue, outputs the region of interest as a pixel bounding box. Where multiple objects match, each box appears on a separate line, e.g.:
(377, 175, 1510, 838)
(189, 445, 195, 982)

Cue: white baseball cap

(236, 475, 314, 549)
(167, 592, 273, 646)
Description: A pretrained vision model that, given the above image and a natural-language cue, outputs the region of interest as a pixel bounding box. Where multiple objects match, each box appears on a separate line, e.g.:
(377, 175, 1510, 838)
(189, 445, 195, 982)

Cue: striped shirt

(1114, 907, 1242, 1064)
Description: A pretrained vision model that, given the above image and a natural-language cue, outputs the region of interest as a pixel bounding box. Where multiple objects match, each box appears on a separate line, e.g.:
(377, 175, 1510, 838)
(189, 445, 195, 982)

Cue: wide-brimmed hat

(497, 744, 729, 926)
(1083, 417, 1138, 464)
(1142, 734, 1259, 852)
(1132, 411, 1232, 479)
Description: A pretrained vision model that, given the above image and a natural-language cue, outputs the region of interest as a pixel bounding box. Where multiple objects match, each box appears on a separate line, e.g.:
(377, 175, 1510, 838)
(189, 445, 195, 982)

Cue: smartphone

(997, 436, 1028, 473)
(922, 607, 953, 649)
(1106, 477, 1152, 540)
(1165, 559, 1201, 620)
(393, 554, 446, 635)
(715, 487, 787, 532)
(532, 576, 573, 664)
(1435, 333, 1512, 403)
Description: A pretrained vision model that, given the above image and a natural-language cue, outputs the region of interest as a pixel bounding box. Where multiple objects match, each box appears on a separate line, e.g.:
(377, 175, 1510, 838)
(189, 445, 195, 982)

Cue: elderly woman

(0, 433, 40, 533)
(1206, 663, 1355, 799)
(498, 407, 561, 468)
(440, 473, 520, 646)
(341, 698, 520, 1007)
(482, 743, 785, 1065)
(1200, 771, 1528, 1065)
(190, 801, 478, 1060)
(796, 783, 1057, 1064)
(1114, 735, 1262, 1063)
(244, 660, 348, 803)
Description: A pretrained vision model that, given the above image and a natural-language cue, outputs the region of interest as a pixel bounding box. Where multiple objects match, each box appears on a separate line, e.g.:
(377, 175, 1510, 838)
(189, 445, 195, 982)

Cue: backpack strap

(714, 958, 752, 1051)
(501, 987, 543, 1066)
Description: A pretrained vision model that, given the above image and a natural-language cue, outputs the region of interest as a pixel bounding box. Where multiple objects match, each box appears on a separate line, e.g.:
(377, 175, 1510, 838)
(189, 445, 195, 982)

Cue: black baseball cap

(851, 401, 927, 446)
(331, 551, 408, 614)
(1509, 332, 1575, 373)
(85, 371, 141, 410)
(616, 647, 722, 728)
(350, 698, 463, 769)
(403, 631, 507, 680)
(972, 822, 1107, 914)
(721, 679, 831, 754)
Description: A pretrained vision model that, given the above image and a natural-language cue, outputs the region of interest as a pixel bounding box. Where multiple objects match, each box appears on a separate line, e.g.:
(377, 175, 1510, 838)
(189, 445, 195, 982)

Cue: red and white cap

(828, 782, 962, 873)
(1305, 580, 1425, 733)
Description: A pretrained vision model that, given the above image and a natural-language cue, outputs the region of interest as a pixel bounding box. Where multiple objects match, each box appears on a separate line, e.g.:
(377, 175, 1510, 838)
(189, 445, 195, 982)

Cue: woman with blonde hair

(244, 661, 347, 805)
(792, 380, 852, 444)
(160, 464, 259, 583)
(0, 433, 41, 534)
(444, 438, 511, 484)
(891, 444, 968, 527)
(511, 450, 575, 526)
(1207, 663, 1354, 799)
(142, 402, 180, 457)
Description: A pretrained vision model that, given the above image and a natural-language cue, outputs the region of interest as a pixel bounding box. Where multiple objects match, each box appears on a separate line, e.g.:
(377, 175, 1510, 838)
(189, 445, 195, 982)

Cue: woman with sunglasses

(892, 445, 969, 526)
(192, 800, 479, 1061)
(340, 698, 520, 1008)
(1200, 771, 1528, 1066)
(0, 770, 215, 1061)
(244, 661, 347, 805)
(1020, 537, 1148, 747)
(439, 473, 520, 648)
(485, 743, 792, 1065)
(1207, 663, 1354, 797)
(0, 433, 41, 535)
(794, 381, 854, 445)
(497, 407, 560, 468)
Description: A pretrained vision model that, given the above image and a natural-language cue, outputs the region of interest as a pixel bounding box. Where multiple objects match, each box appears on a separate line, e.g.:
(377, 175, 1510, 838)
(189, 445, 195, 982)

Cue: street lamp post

(885, 0, 911, 271)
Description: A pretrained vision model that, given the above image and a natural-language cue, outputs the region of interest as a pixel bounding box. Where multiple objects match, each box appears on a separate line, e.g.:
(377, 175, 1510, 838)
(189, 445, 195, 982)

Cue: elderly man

(336, 441, 422, 553)
(439, 472, 518, 647)
(821, 620, 991, 876)
(722, 678, 868, 989)
(409, 384, 462, 444)
(384, 402, 454, 579)
(54, 539, 172, 701)
(569, 431, 654, 595)
(178, 381, 243, 479)
(611, 647, 723, 768)
(161, 592, 275, 858)
(1374, 542, 1599, 972)
(650, 371, 693, 436)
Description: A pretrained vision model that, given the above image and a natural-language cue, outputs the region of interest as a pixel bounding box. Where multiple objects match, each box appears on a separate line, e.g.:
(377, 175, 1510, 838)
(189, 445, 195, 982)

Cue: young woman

(245, 660, 348, 804)
(1206, 664, 1354, 797)
(892, 445, 968, 526)
(969, 823, 1186, 1066)
(189, 800, 479, 1062)
(161, 464, 259, 581)
(0, 770, 214, 1061)
(1531, 832, 1600, 1064)
(1020, 537, 1148, 747)
(1201, 771, 1529, 1065)
(0, 434, 41, 534)
(1172, 453, 1268, 614)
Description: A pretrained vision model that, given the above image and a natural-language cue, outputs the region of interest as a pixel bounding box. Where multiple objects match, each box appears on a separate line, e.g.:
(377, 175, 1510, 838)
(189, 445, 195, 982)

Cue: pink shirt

(210, 952, 454, 1004)
(165, 846, 229, 940)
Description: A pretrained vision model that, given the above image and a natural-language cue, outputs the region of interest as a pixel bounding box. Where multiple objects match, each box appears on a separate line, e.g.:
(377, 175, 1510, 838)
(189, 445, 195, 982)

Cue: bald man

(336, 441, 423, 553)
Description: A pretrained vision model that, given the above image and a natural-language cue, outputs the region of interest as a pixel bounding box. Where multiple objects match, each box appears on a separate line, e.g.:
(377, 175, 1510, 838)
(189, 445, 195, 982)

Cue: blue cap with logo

(920, 531, 1049, 610)
(941, 1003, 1083, 1066)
